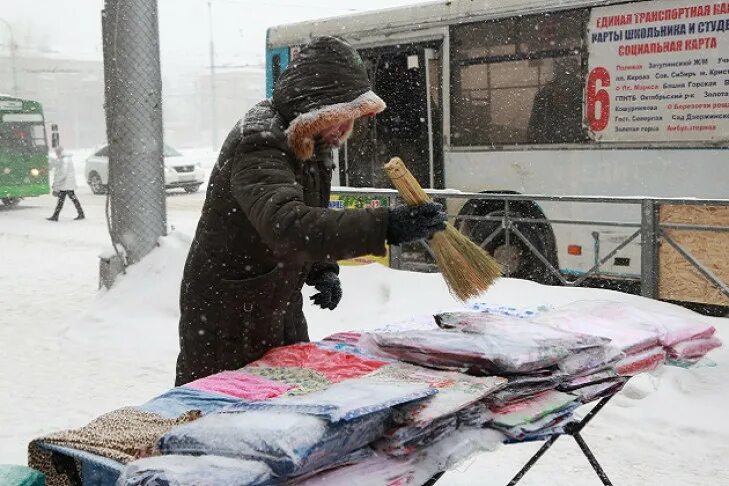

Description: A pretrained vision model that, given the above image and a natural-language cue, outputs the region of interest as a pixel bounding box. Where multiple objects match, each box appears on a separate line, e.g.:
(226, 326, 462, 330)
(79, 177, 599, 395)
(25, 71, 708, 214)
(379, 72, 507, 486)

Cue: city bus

(0, 95, 49, 207)
(265, 0, 729, 283)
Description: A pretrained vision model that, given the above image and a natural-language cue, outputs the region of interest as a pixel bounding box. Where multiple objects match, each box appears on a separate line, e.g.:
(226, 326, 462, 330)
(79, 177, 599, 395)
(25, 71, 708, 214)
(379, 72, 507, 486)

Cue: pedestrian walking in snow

(175, 36, 446, 385)
(47, 147, 85, 221)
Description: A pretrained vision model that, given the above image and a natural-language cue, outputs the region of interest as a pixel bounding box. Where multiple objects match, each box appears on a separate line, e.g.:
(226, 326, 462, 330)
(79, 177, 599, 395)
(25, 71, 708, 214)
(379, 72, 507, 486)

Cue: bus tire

(88, 172, 107, 195)
(1, 197, 21, 207)
(456, 196, 559, 285)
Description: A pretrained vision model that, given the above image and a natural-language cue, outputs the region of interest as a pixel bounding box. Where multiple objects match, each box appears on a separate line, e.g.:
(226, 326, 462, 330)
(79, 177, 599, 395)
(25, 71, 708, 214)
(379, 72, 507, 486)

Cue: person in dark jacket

(175, 36, 446, 386)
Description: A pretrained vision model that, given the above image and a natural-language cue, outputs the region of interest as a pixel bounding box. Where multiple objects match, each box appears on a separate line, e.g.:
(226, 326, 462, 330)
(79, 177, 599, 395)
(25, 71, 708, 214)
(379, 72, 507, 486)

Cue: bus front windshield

(0, 123, 48, 155)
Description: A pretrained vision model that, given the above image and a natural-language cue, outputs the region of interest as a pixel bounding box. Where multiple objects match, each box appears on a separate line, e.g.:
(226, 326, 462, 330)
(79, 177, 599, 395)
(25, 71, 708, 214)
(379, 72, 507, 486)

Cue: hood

(272, 36, 386, 161)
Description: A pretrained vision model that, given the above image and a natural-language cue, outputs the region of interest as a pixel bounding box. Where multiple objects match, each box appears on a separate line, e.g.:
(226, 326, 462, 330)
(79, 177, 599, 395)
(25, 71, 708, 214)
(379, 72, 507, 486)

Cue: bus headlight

(30, 168, 40, 177)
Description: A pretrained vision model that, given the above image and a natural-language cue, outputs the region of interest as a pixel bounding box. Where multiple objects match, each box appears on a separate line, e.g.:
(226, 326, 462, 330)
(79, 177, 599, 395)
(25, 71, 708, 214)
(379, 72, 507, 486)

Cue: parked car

(84, 144, 206, 195)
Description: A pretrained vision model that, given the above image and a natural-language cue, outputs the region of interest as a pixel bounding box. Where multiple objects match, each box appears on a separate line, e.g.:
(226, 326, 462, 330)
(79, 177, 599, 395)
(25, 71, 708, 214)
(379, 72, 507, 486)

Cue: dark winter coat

(175, 37, 388, 385)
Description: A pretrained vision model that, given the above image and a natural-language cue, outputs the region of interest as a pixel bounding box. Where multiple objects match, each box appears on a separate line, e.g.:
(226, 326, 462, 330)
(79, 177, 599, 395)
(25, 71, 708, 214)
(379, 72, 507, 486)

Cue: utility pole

(0, 17, 19, 96)
(207, 1, 218, 150)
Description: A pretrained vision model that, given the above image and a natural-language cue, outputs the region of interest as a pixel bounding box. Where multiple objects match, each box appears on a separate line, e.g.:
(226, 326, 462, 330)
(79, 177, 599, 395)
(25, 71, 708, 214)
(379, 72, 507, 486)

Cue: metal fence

(331, 187, 729, 305)
(101, 0, 166, 268)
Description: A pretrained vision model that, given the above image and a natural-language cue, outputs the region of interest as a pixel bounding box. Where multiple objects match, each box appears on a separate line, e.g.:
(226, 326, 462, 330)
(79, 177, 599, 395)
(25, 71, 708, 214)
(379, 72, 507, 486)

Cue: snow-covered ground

(1, 161, 728, 484)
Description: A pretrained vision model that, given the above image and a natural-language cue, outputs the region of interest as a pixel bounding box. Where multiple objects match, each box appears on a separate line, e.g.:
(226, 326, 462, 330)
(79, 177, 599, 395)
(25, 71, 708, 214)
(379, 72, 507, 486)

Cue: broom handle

(384, 157, 432, 206)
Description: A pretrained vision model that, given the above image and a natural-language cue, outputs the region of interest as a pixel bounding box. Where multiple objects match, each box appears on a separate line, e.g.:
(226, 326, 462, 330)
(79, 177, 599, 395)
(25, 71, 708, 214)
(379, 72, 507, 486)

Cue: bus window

(31, 125, 47, 147)
(451, 10, 588, 147)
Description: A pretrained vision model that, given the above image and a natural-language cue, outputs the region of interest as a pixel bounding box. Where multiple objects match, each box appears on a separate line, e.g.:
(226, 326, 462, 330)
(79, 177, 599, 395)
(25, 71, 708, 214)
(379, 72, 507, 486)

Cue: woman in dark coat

(175, 36, 445, 385)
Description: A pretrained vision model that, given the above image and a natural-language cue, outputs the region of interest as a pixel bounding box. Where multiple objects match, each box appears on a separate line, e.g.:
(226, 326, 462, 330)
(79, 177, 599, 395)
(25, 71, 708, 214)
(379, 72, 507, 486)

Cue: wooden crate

(659, 205, 729, 306)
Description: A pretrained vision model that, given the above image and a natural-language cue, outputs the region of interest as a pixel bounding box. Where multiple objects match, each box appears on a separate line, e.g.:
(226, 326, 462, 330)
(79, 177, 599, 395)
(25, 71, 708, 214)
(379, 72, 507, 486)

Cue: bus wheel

(467, 211, 558, 284)
(1, 197, 21, 207)
(88, 172, 107, 195)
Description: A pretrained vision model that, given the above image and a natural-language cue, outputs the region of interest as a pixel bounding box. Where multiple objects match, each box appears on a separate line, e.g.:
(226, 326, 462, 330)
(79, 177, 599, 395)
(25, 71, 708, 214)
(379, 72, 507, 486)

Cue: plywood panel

(659, 205, 729, 306)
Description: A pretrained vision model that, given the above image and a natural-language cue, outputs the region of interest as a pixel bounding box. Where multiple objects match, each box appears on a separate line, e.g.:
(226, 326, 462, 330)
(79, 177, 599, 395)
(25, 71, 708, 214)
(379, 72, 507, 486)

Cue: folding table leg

(422, 471, 445, 485)
(506, 435, 561, 485)
(425, 395, 620, 486)
(572, 432, 613, 486)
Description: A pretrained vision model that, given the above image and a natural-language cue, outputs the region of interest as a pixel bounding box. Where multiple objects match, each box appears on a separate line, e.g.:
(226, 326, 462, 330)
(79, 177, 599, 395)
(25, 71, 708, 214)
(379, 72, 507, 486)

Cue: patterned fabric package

(247, 342, 388, 383)
(243, 366, 332, 396)
(183, 370, 294, 400)
(32, 407, 200, 464)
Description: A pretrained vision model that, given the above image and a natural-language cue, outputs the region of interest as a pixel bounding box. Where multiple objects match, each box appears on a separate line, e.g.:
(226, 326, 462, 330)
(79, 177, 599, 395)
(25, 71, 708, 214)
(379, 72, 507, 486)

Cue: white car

(85, 144, 206, 195)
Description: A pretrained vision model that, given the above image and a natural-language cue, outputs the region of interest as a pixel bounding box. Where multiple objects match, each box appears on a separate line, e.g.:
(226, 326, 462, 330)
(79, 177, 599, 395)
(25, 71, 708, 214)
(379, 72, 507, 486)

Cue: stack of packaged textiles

(31, 301, 721, 486)
(530, 301, 722, 371)
(155, 380, 436, 482)
(128, 344, 438, 484)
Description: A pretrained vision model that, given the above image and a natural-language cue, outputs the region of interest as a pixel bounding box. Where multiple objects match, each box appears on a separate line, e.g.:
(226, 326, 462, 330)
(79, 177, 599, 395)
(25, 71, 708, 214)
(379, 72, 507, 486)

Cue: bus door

(343, 42, 443, 190)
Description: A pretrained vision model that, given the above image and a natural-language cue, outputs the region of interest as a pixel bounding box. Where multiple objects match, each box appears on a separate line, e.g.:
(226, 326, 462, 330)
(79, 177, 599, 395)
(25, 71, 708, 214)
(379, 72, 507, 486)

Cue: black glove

(387, 202, 447, 245)
(307, 270, 342, 310)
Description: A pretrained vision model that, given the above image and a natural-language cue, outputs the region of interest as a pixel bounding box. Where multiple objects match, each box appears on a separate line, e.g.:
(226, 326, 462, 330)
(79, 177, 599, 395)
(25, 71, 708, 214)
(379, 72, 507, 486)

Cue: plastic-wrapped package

(494, 406, 577, 441)
(247, 343, 387, 383)
(438, 312, 613, 372)
(434, 312, 610, 350)
(139, 387, 245, 418)
(616, 347, 666, 376)
(467, 303, 548, 318)
(489, 390, 577, 429)
(184, 370, 294, 400)
(364, 362, 506, 424)
(364, 313, 609, 374)
(532, 301, 718, 355)
(558, 344, 624, 376)
(382, 414, 459, 456)
(359, 332, 472, 373)
(559, 369, 620, 392)
(157, 409, 388, 479)
(574, 301, 716, 347)
(530, 302, 662, 354)
(298, 429, 504, 486)
(295, 452, 426, 486)
(321, 331, 362, 345)
(568, 379, 627, 403)
(667, 336, 722, 360)
(118, 455, 274, 486)
(223, 378, 436, 422)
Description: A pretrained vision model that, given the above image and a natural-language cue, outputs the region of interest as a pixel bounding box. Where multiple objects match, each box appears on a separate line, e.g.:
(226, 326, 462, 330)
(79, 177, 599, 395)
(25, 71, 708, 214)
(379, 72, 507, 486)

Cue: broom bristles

(384, 157, 502, 302)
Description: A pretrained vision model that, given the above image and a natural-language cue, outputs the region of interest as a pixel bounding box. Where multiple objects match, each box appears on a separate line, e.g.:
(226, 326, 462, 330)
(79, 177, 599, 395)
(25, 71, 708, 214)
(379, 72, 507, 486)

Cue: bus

(0, 95, 49, 207)
(266, 0, 729, 283)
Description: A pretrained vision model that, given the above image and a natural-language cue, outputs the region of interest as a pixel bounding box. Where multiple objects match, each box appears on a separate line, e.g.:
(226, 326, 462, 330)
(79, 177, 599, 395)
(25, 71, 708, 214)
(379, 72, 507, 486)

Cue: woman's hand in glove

(308, 271, 342, 310)
(387, 202, 447, 245)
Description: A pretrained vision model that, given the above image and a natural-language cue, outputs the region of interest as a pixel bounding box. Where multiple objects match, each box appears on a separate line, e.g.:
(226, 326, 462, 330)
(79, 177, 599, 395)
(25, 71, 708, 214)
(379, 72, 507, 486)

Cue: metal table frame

(424, 395, 617, 486)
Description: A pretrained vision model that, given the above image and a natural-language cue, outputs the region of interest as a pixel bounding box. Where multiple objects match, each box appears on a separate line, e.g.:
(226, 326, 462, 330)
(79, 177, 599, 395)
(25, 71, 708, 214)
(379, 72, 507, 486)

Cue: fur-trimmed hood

(272, 36, 386, 161)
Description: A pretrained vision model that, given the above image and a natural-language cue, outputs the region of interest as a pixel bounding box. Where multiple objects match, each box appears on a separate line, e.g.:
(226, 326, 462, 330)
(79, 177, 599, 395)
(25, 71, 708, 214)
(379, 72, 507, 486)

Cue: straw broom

(384, 157, 502, 302)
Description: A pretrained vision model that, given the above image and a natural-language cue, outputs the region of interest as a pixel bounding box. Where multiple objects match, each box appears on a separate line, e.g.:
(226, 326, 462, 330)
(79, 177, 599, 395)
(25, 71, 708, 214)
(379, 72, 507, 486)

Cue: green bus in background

(0, 95, 49, 207)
